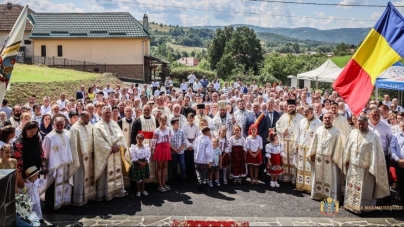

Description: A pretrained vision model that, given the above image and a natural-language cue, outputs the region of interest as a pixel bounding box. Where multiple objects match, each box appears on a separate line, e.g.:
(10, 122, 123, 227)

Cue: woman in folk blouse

(129, 134, 151, 197)
(151, 115, 172, 192)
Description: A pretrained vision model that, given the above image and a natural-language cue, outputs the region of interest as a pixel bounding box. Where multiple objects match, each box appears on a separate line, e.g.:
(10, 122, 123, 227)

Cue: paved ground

(41, 178, 404, 226)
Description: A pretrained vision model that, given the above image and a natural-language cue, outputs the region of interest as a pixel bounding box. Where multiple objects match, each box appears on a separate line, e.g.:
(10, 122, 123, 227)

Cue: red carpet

(172, 220, 249, 227)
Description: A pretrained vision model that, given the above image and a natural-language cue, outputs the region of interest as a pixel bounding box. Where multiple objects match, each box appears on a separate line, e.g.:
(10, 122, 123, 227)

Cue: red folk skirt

(246, 151, 262, 165)
(230, 145, 246, 177)
(153, 142, 172, 161)
(222, 153, 230, 168)
(266, 153, 284, 175)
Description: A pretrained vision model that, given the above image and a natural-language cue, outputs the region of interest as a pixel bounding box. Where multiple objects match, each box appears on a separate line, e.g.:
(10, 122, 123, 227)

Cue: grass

(330, 55, 352, 68)
(167, 43, 206, 52)
(11, 64, 99, 83)
(6, 64, 124, 105)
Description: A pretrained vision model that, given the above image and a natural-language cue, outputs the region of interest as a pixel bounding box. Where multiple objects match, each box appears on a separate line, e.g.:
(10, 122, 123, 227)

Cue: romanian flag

(333, 2, 404, 116)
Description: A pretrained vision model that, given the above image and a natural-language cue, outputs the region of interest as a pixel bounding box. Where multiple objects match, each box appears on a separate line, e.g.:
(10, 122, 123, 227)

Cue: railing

(32, 56, 108, 73)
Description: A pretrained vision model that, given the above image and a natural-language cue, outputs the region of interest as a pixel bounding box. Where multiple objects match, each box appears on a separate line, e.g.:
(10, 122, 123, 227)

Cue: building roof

(0, 3, 34, 31)
(28, 12, 149, 39)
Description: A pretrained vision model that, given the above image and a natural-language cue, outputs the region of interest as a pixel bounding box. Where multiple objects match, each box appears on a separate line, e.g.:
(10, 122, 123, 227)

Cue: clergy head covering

(357, 115, 368, 122)
(197, 104, 205, 110)
(287, 99, 296, 105)
(25, 166, 40, 179)
(218, 100, 227, 110)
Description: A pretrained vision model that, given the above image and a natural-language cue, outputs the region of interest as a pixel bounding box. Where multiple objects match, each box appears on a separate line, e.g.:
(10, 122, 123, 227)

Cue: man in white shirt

(193, 79, 203, 92)
(57, 94, 67, 110)
(103, 83, 114, 94)
(213, 77, 220, 92)
(392, 98, 404, 112)
(180, 79, 188, 93)
(188, 72, 196, 88)
(383, 94, 392, 107)
(233, 78, 240, 89)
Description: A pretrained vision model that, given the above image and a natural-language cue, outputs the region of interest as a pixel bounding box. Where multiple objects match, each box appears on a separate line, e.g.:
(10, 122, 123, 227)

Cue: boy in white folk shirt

(194, 126, 213, 191)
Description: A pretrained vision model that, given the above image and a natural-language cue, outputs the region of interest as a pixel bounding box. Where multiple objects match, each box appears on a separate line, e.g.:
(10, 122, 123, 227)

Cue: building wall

(30, 38, 150, 65)
(53, 64, 144, 80)
(0, 31, 33, 59)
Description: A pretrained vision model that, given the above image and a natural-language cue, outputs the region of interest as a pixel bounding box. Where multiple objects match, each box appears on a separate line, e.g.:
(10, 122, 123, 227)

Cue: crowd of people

(0, 73, 404, 221)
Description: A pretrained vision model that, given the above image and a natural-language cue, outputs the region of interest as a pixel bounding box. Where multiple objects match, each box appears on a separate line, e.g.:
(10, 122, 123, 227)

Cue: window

(24, 40, 31, 45)
(57, 45, 63, 57)
(41, 45, 46, 57)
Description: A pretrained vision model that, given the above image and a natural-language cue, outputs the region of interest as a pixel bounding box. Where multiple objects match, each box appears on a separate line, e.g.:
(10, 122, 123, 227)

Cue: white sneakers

(136, 191, 148, 197)
(270, 181, 280, 187)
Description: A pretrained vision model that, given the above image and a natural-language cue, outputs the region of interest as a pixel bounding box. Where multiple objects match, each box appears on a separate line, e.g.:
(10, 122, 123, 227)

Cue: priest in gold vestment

(294, 106, 322, 193)
(69, 111, 96, 206)
(343, 116, 390, 213)
(93, 106, 128, 201)
(276, 99, 304, 184)
(307, 113, 344, 201)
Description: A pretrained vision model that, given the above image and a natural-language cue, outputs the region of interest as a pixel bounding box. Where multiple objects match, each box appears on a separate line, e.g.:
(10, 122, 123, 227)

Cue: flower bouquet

(15, 187, 40, 226)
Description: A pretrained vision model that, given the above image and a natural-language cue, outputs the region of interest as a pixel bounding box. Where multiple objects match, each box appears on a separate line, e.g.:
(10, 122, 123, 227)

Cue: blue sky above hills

(6, 0, 404, 29)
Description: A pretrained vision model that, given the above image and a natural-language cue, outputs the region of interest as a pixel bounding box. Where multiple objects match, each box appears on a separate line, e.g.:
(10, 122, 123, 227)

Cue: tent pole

(375, 88, 378, 101)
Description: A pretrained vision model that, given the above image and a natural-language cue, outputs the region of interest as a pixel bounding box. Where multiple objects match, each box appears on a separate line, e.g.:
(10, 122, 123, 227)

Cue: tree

(216, 53, 235, 80)
(198, 58, 211, 71)
(292, 43, 300, 53)
(190, 50, 196, 57)
(160, 23, 163, 27)
(208, 26, 234, 70)
(224, 26, 263, 74)
(181, 51, 189, 57)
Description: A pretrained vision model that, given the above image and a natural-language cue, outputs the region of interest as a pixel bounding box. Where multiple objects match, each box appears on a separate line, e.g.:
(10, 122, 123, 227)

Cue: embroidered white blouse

(265, 142, 286, 158)
(228, 136, 246, 152)
(151, 128, 172, 149)
(244, 135, 263, 153)
(129, 144, 151, 162)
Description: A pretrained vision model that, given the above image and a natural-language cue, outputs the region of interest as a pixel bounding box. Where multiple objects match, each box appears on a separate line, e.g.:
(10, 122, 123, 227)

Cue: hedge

(169, 66, 216, 86)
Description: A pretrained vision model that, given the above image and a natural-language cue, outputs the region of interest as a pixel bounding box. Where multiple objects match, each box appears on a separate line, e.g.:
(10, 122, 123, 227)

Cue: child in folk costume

(24, 166, 45, 222)
(265, 130, 285, 188)
(245, 124, 263, 184)
(229, 125, 246, 184)
(194, 126, 213, 190)
(151, 115, 172, 192)
(209, 138, 222, 187)
(0, 144, 17, 169)
(218, 126, 230, 184)
(129, 134, 151, 197)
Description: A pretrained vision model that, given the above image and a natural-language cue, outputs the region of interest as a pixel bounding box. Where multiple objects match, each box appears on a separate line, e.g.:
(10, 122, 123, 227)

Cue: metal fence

(32, 56, 107, 73)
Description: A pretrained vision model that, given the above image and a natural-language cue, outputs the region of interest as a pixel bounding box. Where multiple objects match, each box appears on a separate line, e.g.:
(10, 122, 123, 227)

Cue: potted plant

(15, 188, 40, 226)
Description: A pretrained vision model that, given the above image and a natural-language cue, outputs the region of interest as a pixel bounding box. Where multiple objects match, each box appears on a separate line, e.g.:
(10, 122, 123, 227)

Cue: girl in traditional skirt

(129, 134, 151, 197)
(229, 125, 246, 184)
(218, 126, 230, 184)
(265, 130, 285, 188)
(151, 115, 172, 192)
(245, 124, 263, 184)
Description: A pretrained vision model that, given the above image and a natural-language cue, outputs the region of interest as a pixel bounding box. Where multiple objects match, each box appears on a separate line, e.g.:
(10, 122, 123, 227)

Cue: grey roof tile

(28, 12, 149, 39)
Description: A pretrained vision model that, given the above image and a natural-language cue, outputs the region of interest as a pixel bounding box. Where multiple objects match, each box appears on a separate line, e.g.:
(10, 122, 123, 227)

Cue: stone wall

(52, 64, 145, 81)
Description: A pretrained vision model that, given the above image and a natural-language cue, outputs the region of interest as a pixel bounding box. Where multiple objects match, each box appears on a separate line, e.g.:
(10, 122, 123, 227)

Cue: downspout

(142, 40, 145, 81)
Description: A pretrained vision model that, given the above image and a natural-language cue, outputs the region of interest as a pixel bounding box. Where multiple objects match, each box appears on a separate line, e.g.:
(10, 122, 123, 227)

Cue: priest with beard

(194, 104, 213, 129)
(93, 106, 128, 201)
(212, 100, 235, 139)
(306, 112, 344, 201)
(118, 106, 135, 187)
(343, 115, 389, 214)
(234, 99, 249, 138)
(3, 105, 21, 127)
(181, 96, 196, 117)
(69, 111, 96, 206)
(131, 105, 159, 183)
(294, 106, 322, 193)
(276, 99, 304, 184)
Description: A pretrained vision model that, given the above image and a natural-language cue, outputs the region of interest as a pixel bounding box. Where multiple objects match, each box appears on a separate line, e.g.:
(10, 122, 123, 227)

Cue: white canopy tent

(297, 59, 342, 83)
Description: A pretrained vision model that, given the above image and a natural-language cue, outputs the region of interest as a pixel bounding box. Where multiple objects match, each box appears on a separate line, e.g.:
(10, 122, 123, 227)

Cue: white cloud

(6, 0, 84, 12)
(338, 0, 368, 9)
(370, 12, 382, 20)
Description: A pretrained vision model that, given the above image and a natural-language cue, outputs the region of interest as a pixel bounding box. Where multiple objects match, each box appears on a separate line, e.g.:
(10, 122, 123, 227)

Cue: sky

(5, 0, 404, 29)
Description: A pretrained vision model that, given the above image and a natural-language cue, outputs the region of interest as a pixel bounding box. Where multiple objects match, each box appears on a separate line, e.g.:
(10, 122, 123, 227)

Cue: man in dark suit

(245, 102, 270, 178)
(76, 85, 85, 100)
(267, 99, 281, 130)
